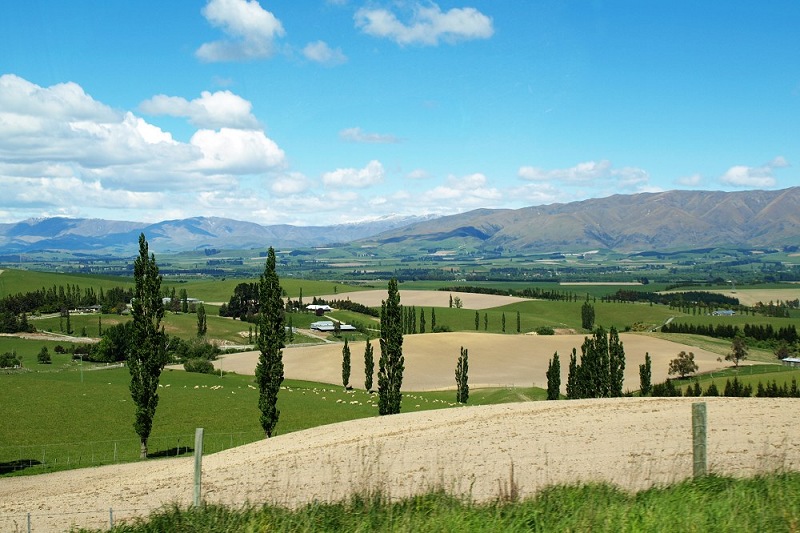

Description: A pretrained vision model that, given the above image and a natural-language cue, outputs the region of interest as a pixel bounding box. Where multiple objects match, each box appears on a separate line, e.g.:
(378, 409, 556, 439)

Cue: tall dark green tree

(341, 338, 351, 388)
(255, 247, 285, 438)
(475, 311, 479, 331)
(546, 352, 561, 400)
(455, 346, 469, 404)
(516, 311, 521, 333)
(431, 308, 436, 331)
(378, 278, 404, 415)
(128, 233, 168, 458)
(364, 338, 374, 391)
(196, 303, 207, 337)
(608, 326, 625, 397)
(419, 308, 426, 333)
(639, 352, 652, 396)
(502, 312, 506, 332)
(566, 348, 579, 399)
(581, 299, 595, 330)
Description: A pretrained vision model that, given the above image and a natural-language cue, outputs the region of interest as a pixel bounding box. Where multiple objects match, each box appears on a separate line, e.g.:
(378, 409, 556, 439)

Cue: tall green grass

(79, 473, 800, 532)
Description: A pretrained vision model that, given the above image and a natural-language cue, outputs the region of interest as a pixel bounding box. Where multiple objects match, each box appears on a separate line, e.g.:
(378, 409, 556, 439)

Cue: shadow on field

(148, 446, 194, 458)
(0, 459, 41, 475)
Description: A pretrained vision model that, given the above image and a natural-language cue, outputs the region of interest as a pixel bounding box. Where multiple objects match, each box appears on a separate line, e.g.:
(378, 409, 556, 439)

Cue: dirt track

(216, 332, 738, 392)
(1, 397, 798, 532)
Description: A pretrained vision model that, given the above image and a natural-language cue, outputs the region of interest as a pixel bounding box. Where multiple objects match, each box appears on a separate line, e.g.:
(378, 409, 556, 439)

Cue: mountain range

(363, 186, 800, 253)
(0, 187, 797, 256)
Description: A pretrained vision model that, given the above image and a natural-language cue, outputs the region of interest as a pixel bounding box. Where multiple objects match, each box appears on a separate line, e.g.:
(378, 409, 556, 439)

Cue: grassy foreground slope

(81, 473, 800, 533)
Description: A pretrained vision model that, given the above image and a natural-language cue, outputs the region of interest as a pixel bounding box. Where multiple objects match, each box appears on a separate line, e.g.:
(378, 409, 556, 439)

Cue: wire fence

(2, 401, 798, 531)
(0, 430, 264, 476)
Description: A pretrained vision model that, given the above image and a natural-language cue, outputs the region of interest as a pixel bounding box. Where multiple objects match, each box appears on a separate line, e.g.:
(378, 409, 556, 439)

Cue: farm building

(306, 304, 333, 312)
(782, 357, 800, 368)
(310, 320, 356, 332)
(712, 309, 735, 316)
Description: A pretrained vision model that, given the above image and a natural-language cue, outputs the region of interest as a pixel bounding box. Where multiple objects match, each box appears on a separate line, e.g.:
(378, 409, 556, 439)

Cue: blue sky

(0, 0, 797, 226)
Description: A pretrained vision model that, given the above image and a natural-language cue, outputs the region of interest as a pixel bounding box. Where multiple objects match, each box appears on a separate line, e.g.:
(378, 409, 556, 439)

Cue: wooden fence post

(692, 402, 707, 477)
(194, 428, 204, 507)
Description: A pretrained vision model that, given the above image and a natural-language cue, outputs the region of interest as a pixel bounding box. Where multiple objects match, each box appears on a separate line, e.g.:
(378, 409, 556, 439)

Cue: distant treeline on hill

(311, 297, 379, 317)
(661, 321, 798, 343)
(0, 284, 133, 315)
(439, 286, 581, 302)
(605, 290, 739, 306)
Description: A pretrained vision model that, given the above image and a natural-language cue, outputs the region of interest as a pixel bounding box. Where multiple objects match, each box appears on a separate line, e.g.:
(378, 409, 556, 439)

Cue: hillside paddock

(1, 398, 796, 532)
(215, 332, 736, 393)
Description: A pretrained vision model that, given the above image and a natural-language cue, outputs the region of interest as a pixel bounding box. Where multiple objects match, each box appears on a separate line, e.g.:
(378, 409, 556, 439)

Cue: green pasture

(669, 364, 800, 395)
(665, 313, 798, 329)
(0, 366, 546, 476)
(0, 269, 133, 298)
(646, 332, 782, 363)
(163, 277, 369, 303)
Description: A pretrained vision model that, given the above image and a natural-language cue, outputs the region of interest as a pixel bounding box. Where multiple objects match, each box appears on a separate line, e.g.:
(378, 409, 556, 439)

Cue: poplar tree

(455, 346, 469, 404)
(566, 348, 579, 399)
(341, 338, 351, 388)
(256, 247, 285, 438)
(546, 352, 561, 400)
(378, 278, 404, 415)
(475, 310, 479, 330)
(639, 352, 652, 396)
(364, 338, 374, 392)
(128, 233, 167, 458)
(419, 308, 426, 333)
(608, 326, 625, 397)
(196, 303, 207, 337)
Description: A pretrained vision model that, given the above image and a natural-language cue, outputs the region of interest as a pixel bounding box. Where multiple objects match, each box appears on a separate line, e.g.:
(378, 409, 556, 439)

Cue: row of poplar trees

(129, 234, 407, 458)
(546, 326, 626, 400)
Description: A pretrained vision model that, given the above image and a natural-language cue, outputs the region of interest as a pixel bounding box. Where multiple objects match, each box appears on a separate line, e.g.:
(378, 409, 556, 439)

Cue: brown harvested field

(665, 288, 800, 307)
(2, 397, 798, 532)
(215, 332, 741, 393)
(314, 289, 526, 310)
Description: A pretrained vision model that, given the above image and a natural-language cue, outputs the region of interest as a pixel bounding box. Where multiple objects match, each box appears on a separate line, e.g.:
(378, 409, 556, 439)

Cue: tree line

(661, 321, 798, 344)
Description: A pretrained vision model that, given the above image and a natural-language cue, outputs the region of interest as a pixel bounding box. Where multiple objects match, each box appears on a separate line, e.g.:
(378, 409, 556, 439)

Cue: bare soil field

(216, 332, 738, 392)
(315, 289, 526, 310)
(1, 397, 797, 532)
(665, 288, 800, 307)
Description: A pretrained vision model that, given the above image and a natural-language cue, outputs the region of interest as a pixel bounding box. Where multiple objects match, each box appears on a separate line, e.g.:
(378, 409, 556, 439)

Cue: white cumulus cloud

(196, 0, 285, 62)
(355, 3, 494, 46)
(303, 41, 347, 66)
(139, 90, 260, 130)
(518, 160, 651, 192)
(191, 128, 286, 174)
(322, 160, 385, 188)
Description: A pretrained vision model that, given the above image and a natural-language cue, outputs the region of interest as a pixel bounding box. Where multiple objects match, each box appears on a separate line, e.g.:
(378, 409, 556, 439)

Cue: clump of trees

(566, 326, 625, 399)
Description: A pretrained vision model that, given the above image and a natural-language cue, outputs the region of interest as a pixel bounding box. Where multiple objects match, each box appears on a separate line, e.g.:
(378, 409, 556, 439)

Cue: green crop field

(0, 365, 545, 477)
(669, 364, 800, 396)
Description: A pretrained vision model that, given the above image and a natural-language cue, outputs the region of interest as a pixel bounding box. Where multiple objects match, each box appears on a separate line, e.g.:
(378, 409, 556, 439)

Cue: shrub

(535, 326, 555, 335)
(37, 346, 52, 364)
(184, 358, 216, 374)
(0, 351, 21, 368)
